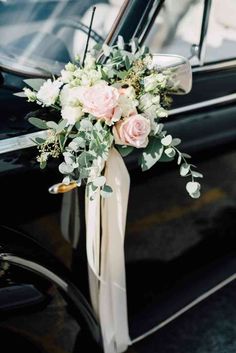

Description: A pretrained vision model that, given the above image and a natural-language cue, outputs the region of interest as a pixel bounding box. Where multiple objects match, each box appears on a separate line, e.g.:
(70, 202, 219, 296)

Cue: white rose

(37, 79, 62, 107)
(61, 106, 83, 125)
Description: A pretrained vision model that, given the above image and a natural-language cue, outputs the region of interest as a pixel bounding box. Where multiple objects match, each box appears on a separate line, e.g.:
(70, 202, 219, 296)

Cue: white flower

(139, 93, 156, 111)
(60, 69, 74, 83)
(23, 88, 37, 102)
(156, 107, 168, 118)
(186, 181, 201, 199)
(73, 68, 102, 86)
(61, 106, 83, 125)
(36, 79, 62, 107)
(118, 95, 138, 118)
(84, 54, 96, 69)
(60, 85, 84, 107)
(82, 70, 102, 86)
(65, 62, 77, 72)
(143, 74, 159, 92)
(143, 73, 167, 92)
(143, 105, 158, 131)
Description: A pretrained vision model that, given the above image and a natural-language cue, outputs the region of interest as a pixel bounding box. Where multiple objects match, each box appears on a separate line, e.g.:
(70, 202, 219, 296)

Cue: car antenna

(82, 6, 96, 67)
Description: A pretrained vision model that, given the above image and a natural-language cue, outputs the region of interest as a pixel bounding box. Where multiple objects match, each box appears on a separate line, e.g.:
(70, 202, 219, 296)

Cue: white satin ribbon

(86, 148, 131, 353)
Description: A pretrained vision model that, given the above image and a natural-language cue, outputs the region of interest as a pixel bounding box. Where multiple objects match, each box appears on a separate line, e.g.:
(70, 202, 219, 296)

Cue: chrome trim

(0, 130, 48, 154)
(169, 93, 236, 116)
(0, 253, 67, 290)
(198, 0, 212, 66)
(0, 253, 101, 342)
(132, 272, 236, 343)
(1, 93, 236, 155)
(193, 59, 236, 73)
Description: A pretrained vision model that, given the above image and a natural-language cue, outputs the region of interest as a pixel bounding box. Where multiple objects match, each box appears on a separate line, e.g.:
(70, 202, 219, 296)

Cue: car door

(0, 0, 235, 349)
(104, 0, 236, 342)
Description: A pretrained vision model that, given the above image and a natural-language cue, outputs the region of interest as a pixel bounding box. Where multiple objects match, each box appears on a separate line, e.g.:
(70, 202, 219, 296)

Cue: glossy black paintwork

(0, 0, 236, 351)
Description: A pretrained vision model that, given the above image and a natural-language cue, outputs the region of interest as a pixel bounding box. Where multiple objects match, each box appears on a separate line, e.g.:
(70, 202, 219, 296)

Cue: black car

(0, 1, 236, 352)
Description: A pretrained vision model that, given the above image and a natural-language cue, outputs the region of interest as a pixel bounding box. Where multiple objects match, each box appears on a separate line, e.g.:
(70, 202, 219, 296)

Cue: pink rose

(113, 114, 151, 148)
(80, 82, 120, 123)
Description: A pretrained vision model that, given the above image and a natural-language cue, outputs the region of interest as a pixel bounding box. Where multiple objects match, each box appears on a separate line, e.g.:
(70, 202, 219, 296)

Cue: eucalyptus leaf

(57, 119, 67, 133)
(24, 78, 46, 91)
(117, 35, 125, 50)
(177, 154, 182, 165)
(103, 184, 112, 193)
(164, 147, 176, 158)
(124, 55, 130, 70)
(63, 151, 75, 165)
(80, 119, 93, 131)
(141, 137, 164, 171)
(182, 153, 191, 159)
(47, 121, 58, 130)
(40, 161, 47, 169)
(78, 151, 94, 167)
(28, 117, 48, 130)
(14, 91, 27, 98)
(172, 138, 181, 146)
(101, 184, 113, 198)
(191, 171, 203, 178)
(180, 163, 190, 176)
(161, 134, 172, 146)
(59, 134, 66, 150)
(59, 162, 74, 174)
(34, 137, 46, 145)
(130, 38, 139, 54)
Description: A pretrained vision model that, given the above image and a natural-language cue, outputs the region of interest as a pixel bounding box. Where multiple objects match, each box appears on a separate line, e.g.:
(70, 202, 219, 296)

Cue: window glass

(205, 0, 236, 63)
(146, 0, 236, 65)
(145, 0, 203, 61)
(0, 0, 124, 76)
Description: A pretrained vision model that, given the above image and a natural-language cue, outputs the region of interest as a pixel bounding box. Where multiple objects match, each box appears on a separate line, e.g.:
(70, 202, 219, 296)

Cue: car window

(145, 0, 236, 66)
(205, 0, 236, 63)
(0, 0, 124, 76)
(145, 0, 204, 62)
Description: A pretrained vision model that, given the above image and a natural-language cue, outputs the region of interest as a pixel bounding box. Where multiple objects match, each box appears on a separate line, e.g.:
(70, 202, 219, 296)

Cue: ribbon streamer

(86, 148, 131, 353)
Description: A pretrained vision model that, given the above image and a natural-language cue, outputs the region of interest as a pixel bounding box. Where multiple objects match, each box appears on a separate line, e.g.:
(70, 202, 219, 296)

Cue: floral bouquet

(20, 35, 203, 353)
(22, 37, 202, 199)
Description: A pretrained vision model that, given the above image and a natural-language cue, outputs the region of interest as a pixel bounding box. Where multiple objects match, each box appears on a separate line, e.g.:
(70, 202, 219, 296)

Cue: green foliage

(28, 117, 48, 129)
(141, 137, 164, 171)
(24, 78, 46, 91)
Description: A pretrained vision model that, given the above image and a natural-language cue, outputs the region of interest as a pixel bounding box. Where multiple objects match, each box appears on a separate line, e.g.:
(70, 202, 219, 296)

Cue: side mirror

(151, 54, 192, 95)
